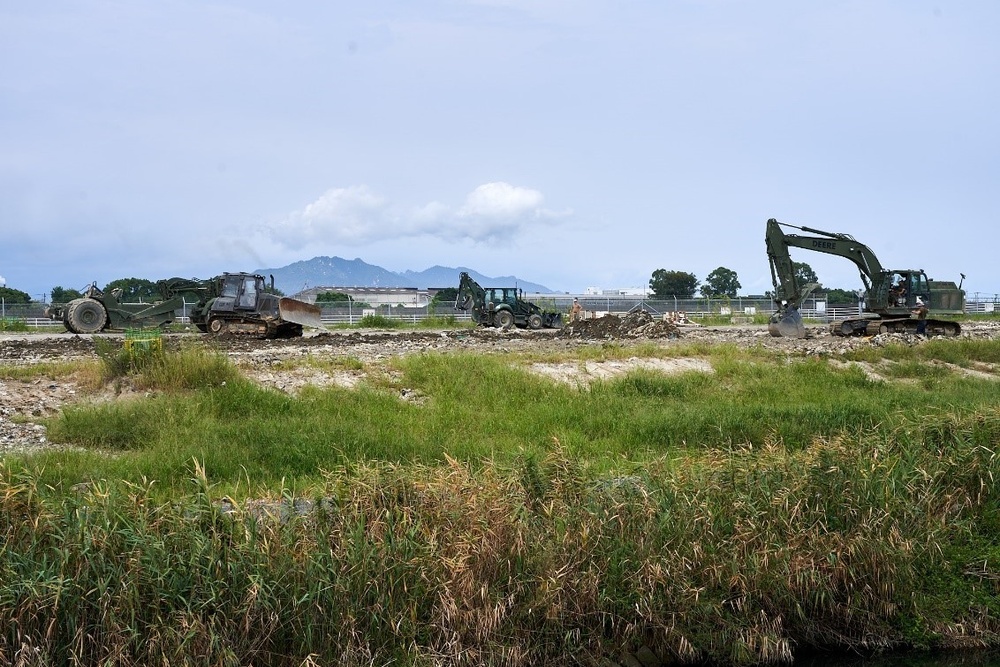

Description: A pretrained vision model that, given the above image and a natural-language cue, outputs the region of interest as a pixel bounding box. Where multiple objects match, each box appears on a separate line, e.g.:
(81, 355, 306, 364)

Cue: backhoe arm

(455, 272, 486, 323)
(156, 277, 215, 301)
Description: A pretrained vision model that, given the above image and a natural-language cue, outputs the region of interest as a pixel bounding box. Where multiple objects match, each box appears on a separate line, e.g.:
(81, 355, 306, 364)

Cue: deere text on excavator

(455, 272, 562, 329)
(50, 273, 322, 338)
(765, 218, 964, 338)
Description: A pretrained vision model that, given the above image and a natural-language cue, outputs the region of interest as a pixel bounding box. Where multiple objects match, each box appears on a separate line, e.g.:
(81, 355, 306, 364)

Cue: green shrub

(0, 317, 29, 332)
(358, 314, 403, 329)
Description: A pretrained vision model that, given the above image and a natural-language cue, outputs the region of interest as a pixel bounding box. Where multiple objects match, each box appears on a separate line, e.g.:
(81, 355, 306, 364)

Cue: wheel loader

(455, 272, 562, 329)
(49, 273, 322, 338)
(765, 218, 964, 338)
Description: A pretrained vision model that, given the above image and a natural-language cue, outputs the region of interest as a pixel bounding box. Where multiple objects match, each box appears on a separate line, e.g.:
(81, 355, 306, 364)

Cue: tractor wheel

(65, 299, 107, 334)
(207, 317, 227, 334)
(495, 310, 514, 329)
(527, 313, 543, 330)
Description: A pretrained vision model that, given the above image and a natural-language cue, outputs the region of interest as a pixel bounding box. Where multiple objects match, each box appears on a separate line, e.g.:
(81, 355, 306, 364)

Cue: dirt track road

(3, 319, 999, 454)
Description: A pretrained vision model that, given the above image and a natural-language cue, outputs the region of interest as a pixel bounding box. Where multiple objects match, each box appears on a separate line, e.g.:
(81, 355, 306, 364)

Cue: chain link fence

(4, 292, 998, 330)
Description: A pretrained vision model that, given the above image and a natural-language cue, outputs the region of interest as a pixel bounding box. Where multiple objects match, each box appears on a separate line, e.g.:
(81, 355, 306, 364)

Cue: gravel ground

(3, 317, 999, 455)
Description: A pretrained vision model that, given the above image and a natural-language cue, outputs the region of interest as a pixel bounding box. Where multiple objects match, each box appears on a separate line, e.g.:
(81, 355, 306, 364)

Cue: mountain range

(254, 256, 557, 296)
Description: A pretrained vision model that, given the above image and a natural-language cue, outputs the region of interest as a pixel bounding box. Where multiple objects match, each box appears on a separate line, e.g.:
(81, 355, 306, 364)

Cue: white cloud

(411, 201, 450, 224)
(265, 181, 569, 250)
(457, 182, 543, 219)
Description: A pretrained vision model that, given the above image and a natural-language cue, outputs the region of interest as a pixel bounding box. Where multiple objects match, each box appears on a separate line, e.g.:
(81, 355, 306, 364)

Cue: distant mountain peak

(254, 256, 556, 295)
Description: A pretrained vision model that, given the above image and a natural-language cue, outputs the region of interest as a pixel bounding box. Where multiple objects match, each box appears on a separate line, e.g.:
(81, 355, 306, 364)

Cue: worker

(912, 297, 929, 336)
(889, 282, 907, 307)
(570, 298, 583, 321)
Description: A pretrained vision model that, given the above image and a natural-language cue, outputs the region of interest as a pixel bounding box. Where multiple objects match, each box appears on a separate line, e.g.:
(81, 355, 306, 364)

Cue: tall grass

(2, 424, 999, 665)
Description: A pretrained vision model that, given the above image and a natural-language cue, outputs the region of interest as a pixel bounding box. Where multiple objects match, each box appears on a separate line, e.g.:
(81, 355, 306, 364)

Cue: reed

(3, 421, 999, 665)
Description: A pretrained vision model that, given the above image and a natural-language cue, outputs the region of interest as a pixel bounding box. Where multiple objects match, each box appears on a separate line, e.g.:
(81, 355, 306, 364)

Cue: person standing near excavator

(913, 298, 929, 336)
(570, 298, 583, 322)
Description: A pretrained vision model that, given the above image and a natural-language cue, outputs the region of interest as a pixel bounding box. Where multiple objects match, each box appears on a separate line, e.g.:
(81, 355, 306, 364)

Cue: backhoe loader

(455, 272, 562, 329)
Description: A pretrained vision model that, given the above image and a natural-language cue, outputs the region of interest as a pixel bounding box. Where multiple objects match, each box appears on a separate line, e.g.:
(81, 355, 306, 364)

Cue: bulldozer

(455, 272, 562, 329)
(50, 273, 322, 338)
(765, 218, 964, 338)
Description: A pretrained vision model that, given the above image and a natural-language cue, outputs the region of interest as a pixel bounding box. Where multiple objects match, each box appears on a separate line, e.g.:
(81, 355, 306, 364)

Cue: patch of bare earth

(0, 378, 80, 454)
(528, 357, 714, 388)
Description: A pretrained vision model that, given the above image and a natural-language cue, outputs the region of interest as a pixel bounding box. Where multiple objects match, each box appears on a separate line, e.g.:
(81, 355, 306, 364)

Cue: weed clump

(357, 314, 403, 329)
(94, 337, 241, 391)
(0, 317, 29, 332)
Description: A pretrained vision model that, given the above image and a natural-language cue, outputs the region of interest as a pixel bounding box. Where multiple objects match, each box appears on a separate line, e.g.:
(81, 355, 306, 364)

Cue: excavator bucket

(768, 309, 805, 338)
(278, 297, 323, 330)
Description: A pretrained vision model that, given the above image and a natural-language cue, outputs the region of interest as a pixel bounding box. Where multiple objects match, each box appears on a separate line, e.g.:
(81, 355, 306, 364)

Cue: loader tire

(527, 313, 543, 330)
(65, 298, 107, 334)
(495, 310, 514, 329)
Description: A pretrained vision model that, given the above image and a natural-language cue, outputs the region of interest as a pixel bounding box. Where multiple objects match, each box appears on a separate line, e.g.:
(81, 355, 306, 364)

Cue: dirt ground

(3, 314, 999, 455)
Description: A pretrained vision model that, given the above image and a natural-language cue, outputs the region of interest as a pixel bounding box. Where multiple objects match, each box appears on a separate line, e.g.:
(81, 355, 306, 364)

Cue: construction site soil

(3, 314, 1000, 454)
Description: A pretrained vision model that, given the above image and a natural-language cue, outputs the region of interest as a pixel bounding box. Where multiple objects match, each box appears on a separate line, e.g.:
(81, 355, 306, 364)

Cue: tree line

(648, 263, 859, 303)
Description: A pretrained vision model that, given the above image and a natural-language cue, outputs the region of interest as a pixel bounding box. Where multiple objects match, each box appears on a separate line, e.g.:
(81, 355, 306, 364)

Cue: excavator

(765, 218, 965, 338)
(455, 272, 562, 329)
(51, 273, 322, 338)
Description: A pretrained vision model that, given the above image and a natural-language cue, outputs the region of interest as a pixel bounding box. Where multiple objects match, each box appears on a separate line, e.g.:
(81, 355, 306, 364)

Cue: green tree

(794, 262, 819, 286)
(0, 286, 32, 304)
(430, 287, 458, 306)
(700, 266, 741, 298)
(103, 278, 159, 301)
(823, 288, 859, 304)
(316, 291, 352, 303)
(649, 269, 698, 298)
(50, 286, 83, 303)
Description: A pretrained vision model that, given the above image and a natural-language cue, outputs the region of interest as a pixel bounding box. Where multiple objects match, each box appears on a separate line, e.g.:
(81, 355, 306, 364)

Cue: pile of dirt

(0, 335, 95, 364)
(557, 311, 681, 340)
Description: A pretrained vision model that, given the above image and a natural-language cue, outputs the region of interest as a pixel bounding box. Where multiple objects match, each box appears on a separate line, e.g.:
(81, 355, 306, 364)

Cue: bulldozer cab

(216, 274, 264, 310)
(236, 275, 259, 309)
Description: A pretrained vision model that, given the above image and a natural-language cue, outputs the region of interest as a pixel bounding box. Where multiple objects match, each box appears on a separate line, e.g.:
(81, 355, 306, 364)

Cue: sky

(2, 1, 998, 301)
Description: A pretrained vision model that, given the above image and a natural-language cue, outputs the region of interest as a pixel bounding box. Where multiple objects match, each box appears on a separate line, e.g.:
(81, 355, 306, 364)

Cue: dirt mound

(0, 335, 96, 363)
(557, 311, 680, 340)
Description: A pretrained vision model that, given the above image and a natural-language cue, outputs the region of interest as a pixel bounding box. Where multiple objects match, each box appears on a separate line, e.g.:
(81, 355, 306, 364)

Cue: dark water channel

(793, 651, 1000, 667)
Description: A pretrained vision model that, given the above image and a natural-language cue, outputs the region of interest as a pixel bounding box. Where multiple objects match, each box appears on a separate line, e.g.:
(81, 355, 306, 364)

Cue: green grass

(7, 339, 996, 498)
(0, 317, 29, 332)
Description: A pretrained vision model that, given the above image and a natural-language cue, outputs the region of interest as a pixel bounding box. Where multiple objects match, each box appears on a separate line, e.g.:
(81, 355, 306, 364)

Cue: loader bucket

(768, 309, 805, 338)
(279, 298, 323, 329)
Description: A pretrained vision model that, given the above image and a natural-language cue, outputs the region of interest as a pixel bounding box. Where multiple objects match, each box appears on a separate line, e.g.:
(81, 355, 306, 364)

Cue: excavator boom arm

(766, 218, 884, 311)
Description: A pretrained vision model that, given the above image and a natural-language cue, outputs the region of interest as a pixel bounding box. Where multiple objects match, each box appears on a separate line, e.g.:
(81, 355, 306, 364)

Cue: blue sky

(2, 1, 997, 301)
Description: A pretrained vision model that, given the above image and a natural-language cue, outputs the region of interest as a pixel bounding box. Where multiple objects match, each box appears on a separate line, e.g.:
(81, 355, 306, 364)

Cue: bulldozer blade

(768, 310, 805, 338)
(279, 298, 323, 329)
